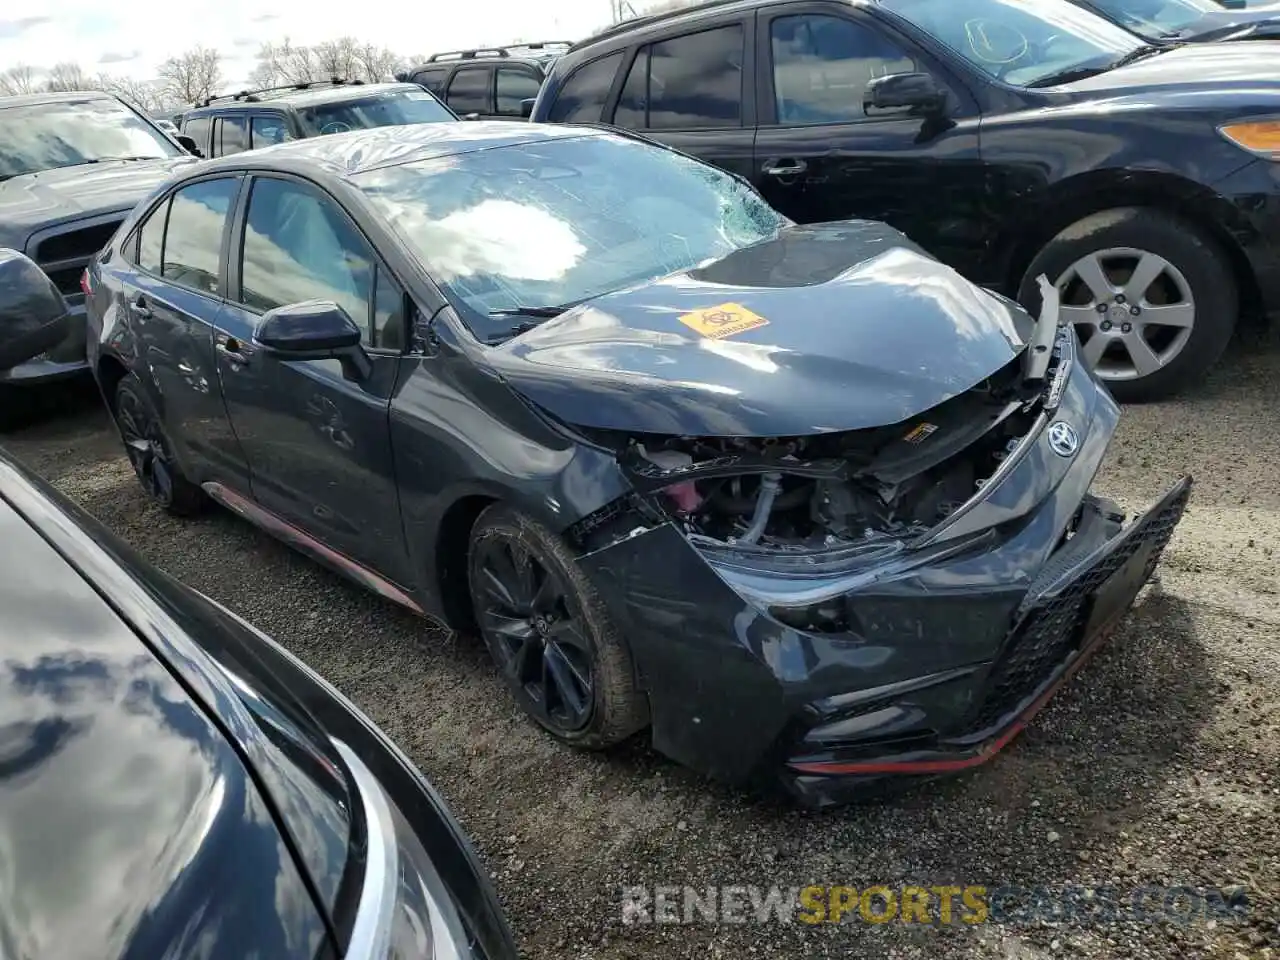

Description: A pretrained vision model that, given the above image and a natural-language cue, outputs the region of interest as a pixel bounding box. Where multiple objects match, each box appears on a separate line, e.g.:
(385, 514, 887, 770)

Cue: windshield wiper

(488, 304, 574, 318)
(1026, 45, 1166, 88)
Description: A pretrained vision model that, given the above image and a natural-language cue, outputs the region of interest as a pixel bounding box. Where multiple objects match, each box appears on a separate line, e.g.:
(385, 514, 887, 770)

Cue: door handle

(216, 336, 251, 364)
(762, 159, 808, 177)
(129, 295, 152, 319)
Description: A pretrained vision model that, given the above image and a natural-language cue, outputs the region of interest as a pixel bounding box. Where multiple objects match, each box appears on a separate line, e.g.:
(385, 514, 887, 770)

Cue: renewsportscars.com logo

(620, 883, 1252, 927)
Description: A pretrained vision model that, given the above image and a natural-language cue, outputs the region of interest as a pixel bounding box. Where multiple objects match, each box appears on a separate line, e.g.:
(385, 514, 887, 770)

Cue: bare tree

(157, 46, 224, 104)
(44, 61, 90, 92)
(354, 42, 403, 82)
(0, 64, 40, 96)
(97, 73, 165, 113)
(314, 37, 361, 81)
(251, 38, 319, 86)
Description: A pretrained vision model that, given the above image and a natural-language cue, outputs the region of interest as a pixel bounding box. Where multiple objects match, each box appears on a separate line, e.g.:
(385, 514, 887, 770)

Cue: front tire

(114, 373, 205, 516)
(1018, 207, 1237, 403)
(467, 504, 648, 749)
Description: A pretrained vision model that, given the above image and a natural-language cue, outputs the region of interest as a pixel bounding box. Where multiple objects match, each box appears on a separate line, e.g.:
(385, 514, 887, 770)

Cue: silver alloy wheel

(1055, 246, 1196, 382)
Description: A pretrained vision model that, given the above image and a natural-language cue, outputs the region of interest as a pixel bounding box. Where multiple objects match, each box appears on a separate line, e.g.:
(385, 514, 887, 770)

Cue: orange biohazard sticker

(678, 302, 770, 340)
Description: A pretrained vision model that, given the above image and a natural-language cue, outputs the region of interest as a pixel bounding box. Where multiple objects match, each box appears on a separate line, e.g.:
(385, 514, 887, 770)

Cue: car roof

(0, 90, 118, 109)
(190, 81, 421, 114)
(195, 119, 608, 178)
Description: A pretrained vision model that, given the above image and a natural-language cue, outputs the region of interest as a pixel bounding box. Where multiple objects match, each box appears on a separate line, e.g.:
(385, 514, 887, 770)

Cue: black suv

(399, 42, 570, 119)
(533, 0, 1280, 400)
(179, 79, 457, 158)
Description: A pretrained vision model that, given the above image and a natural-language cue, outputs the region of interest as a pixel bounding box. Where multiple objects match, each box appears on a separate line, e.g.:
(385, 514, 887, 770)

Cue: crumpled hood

(0, 157, 196, 248)
(485, 221, 1032, 438)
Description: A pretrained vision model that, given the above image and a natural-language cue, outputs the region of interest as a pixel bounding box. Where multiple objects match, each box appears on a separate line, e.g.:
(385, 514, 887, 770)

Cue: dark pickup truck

(0, 91, 198, 406)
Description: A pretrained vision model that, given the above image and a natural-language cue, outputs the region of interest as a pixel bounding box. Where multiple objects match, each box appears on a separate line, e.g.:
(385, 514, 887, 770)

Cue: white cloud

(1, 0, 635, 88)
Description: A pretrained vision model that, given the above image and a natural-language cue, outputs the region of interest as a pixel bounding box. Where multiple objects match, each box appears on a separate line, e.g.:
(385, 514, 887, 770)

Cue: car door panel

(215, 174, 412, 584)
(124, 177, 251, 489)
(751, 5, 990, 278)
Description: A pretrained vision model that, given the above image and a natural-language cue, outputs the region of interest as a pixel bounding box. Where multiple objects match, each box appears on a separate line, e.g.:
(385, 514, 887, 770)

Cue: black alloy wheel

(467, 504, 648, 748)
(114, 374, 205, 516)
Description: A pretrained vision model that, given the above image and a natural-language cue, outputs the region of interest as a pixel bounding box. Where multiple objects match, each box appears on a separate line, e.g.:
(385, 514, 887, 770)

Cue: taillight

(80, 269, 91, 297)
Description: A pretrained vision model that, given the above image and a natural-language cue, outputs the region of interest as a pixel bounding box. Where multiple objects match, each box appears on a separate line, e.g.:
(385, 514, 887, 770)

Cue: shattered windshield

(0, 98, 180, 181)
(354, 133, 787, 337)
(879, 0, 1145, 86)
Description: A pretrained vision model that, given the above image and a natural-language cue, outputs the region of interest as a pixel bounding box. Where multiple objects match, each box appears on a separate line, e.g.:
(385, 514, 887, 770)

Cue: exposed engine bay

(619, 353, 1058, 554)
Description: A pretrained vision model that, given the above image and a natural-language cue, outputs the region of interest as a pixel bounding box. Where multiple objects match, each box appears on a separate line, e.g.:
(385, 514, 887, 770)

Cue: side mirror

(175, 134, 203, 157)
(864, 72, 946, 116)
(0, 248, 72, 372)
(520, 98, 536, 119)
(254, 300, 370, 380)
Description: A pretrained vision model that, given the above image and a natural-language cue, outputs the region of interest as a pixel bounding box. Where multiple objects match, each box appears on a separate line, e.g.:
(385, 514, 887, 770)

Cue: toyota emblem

(1047, 420, 1079, 458)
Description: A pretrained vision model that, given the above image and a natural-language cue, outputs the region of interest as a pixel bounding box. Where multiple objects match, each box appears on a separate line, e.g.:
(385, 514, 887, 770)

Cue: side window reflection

(239, 178, 374, 343)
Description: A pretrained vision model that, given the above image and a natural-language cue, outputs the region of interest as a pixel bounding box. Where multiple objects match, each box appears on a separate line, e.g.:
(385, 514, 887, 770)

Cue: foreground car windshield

(299, 89, 454, 135)
(0, 98, 180, 180)
(355, 135, 787, 335)
(879, 0, 1145, 86)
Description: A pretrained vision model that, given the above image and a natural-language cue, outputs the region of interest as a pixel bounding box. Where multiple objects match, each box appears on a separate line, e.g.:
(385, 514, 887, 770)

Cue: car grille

(31, 219, 124, 299)
(962, 482, 1190, 737)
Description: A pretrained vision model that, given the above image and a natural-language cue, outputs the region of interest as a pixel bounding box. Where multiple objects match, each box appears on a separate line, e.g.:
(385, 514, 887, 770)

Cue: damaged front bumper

(574, 334, 1191, 808)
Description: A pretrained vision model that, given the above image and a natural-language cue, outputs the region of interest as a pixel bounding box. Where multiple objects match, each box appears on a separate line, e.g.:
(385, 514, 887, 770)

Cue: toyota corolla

(82, 122, 1190, 807)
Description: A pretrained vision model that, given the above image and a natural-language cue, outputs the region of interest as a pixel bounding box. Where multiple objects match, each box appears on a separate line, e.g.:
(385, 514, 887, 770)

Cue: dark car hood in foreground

(0, 491, 331, 960)
(486, 221, 1032, 437)
(0, 157, 196, 246)
(1065, 39, 1280, 92)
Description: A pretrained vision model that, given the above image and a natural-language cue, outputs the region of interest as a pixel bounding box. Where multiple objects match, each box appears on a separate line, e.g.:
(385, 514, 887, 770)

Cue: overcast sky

(1, 0, 636, 88)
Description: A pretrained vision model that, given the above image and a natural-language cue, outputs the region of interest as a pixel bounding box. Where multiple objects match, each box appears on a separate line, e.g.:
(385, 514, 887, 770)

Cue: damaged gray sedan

(83, 123, 1190, 808)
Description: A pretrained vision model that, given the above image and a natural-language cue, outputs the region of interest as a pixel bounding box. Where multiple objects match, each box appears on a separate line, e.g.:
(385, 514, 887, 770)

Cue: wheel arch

(432, 492, 501, 634)
(96, 351, 130, 414)
(996, 169, 1262, 317)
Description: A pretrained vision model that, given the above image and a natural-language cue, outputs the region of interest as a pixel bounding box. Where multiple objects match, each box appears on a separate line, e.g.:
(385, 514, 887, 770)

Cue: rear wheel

(115, 373, 205, 516)
(467, 504, 648, 749)
(1018, 207, 1238, 402)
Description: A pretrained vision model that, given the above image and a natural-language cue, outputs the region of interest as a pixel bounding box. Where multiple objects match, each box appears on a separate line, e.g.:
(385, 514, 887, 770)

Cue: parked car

(83, 121, 1190, 807)
(0, 91, 199, 414)
(179, 80, 457, 159)
(1068, 0, 1280, 40)
(532, 0, 1280, 401)
(0, 443, 519, 958)
(399, 42, 570, 119)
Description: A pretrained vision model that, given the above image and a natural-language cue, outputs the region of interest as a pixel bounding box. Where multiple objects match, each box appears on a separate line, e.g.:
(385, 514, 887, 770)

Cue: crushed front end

(568, 318, 1191, 808)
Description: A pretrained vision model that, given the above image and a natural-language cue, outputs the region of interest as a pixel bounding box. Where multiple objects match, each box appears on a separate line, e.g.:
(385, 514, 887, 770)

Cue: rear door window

(495, 67, 543, 116)
(646, 25, 744, 129)
(159, 177, 240, 294)
(445, 67, 493, 114)
(547, 51, 622, 123)
(214, 115, 250, 156)
(250, 115, 291, 148)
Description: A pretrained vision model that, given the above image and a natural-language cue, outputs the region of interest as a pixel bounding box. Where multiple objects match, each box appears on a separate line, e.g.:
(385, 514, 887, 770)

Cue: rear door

(121, 175, 250, 489)
(750, 3, 987, 273)
(605, 19, 758, 184)
(212, 173, 413, 583)
(444, 65, 494, 118)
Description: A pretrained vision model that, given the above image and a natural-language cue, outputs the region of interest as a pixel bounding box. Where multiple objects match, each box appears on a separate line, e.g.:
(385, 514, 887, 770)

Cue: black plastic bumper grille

(964, 482, 1190, 736)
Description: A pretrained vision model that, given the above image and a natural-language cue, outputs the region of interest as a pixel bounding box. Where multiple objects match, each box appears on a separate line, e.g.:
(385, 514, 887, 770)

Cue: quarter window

(769, 15, 917, 125)
(372, 267, 406, 350)
(495, 67, 542, 116)
(239, 177, 375, 343)
(135, 199, 168, 273)
(412, 68, 449, 94)
(446, 67, 492, 114)
(161, 178, 239, 294)
(547, 52, 622, 123)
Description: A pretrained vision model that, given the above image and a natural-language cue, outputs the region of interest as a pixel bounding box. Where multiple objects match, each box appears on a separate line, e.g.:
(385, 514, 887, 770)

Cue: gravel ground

(4, 329, 1278, 960)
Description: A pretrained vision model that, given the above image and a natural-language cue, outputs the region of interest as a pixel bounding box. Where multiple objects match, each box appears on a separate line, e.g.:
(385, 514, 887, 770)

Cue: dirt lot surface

(4, 330, 1277, 960)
